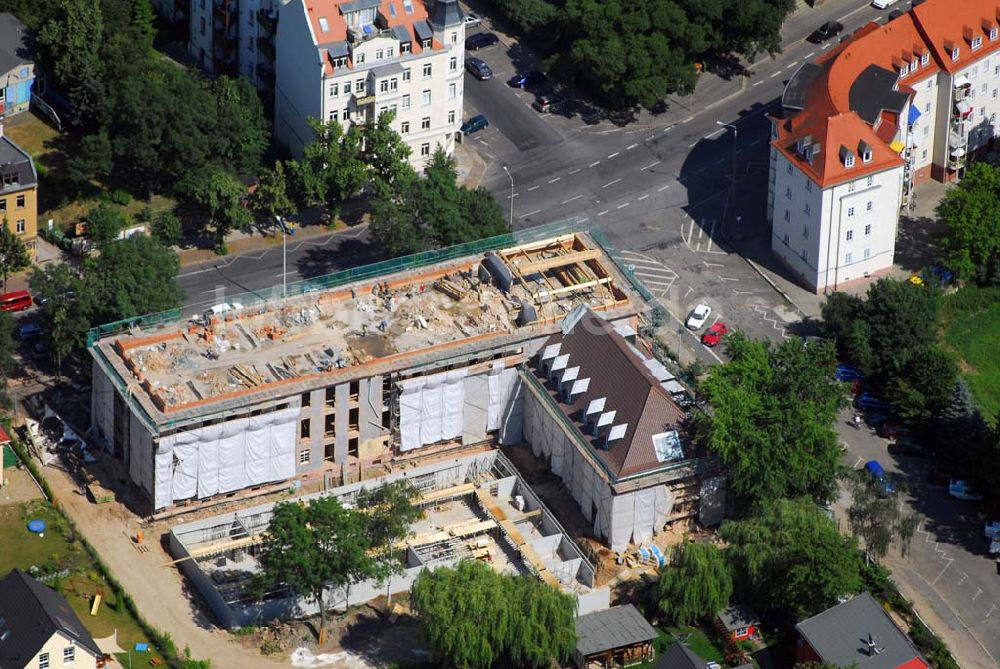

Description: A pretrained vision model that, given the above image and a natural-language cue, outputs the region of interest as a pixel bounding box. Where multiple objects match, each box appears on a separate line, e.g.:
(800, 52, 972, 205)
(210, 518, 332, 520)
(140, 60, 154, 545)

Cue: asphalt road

(834, 411, 999, 669)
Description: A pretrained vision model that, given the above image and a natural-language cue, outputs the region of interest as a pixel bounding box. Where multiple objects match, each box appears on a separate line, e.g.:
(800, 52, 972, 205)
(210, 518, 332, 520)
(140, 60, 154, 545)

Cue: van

(0, 290, 32, 312)
(865, 460, 896, 496)
(461, 115, 489, 135)
(200, 301, 243, 324)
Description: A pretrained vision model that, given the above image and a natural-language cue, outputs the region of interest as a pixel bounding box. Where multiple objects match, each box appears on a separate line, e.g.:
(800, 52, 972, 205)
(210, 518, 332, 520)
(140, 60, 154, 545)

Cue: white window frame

(973, 36, 983, 49)
(921, 52, 930, 65)
(63, 646, 74, 664)
(845, 252, 853, 264)
(951, 47, 960, 61)
(420, 142, 430, 156)
(299, 449, 310, 465)
(847, 206, 855, 217)
(422, 63, 432, 78)
(846, 229, 854, 241)
(421, 116, 430, 129)
(864, 223, 872, 236)
(401, 121, 410, 134)
(845, 154, 855, 167)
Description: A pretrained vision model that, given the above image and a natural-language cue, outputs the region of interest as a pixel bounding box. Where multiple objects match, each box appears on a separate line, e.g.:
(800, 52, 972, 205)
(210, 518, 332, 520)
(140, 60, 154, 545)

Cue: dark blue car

(507, 70, 546, 88)
(865, 460, 896, 497)
(856, 392, 891, 410)
(835, 364, 864, 382)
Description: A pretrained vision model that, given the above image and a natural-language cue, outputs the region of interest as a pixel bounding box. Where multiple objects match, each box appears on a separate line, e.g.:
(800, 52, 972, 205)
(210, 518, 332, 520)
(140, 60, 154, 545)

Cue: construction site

(89, 227, 648, 515)
(167, 450, 610, 629)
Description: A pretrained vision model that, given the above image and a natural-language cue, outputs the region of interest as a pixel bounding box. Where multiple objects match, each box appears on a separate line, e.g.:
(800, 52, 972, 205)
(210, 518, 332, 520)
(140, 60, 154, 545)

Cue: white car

(871, 0, 898, 8)
(948, 479, 983, 501)
(463, 12, 481, 27)
(686, 304, 712, 330)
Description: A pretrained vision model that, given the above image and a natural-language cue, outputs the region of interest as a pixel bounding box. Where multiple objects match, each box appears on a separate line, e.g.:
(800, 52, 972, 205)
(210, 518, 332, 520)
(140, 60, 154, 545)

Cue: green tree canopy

(846, 471, 921, 564)
(151, 211, 183, 246)
(935, 161, 1000, 284)
(0, 310, 15, 402)
(254, 161, 296, 220)
(298, 118, 366, 213)
(721, 498, 863, 622)
(0, 220, 31, 290)
(178, 165, 253, 253)
(84, 202, 128, 249)
(695, 332, 845, 506)
(84, 235, 184, 325)
(656, 541, 732, 625)
(38, 0, 107, 126)
(27, 262, 87, 375)
(411, 559, 576, 669)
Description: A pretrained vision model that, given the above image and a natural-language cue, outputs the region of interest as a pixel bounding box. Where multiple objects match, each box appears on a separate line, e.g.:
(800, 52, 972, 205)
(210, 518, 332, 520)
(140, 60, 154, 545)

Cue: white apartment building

(768, 0, 1000, 293)
(275, 0, 464, 166)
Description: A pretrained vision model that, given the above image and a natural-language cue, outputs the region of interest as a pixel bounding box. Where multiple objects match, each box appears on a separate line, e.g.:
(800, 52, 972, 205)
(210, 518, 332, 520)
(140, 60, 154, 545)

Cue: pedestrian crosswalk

(618, 250, 678, 298)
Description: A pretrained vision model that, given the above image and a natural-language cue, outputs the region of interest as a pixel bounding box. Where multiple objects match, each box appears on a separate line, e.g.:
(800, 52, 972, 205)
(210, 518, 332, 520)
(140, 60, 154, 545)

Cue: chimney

(867, 634, 882, 656)
(567, 377, 590, 402)
(558, 366, 579, 395)
(584, 397, 606, 425)
(592, 410, 616, 438)
(605, 423, 628, 449)
(548, 354, 570, 382)
(539, 343, 562, 374)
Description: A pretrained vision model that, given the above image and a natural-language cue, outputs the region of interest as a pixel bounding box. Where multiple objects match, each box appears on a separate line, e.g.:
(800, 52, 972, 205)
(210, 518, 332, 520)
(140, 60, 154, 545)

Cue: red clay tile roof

(532, 311, 688, 480)
(912, 0, 1000, 73)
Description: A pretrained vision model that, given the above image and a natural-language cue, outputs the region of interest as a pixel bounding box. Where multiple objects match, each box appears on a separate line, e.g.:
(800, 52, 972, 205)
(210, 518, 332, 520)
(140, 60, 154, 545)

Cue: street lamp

(502, 165, 514, 231)
(274, 215, 288, 298)
(716, 121, 738, 187)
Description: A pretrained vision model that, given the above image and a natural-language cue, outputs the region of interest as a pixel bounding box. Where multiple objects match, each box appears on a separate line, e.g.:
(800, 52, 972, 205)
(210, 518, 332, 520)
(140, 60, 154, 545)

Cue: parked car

(863, 411, 890, 428)
(872, 0, 898, 8)
(701, 321, 729, 347)
(197, 302, 243, 325)
(465, 32, 499, 50)
(986, 521, 1000, 554)
(507, 71, 546, 88)
(807, 20, 844, 43)
(463, 12, 481, 27)
(685, 304, 711, 330)
(461, 114, 489, 134)
(532, 94, 566, 113)
(856, 392, 891, 411)
(465, 57, 493, 80)
(15, 322, 44, 341)
(887, 8, 905, 20)
(0, 290, 32, 312)
(835, 363, 864, 382)
(34, 290, 75, 307)
(949, 479, 983, 501)
(877, 422, 911, 438)
(889, 436, 931, 459)
(865, 460, 896, 497)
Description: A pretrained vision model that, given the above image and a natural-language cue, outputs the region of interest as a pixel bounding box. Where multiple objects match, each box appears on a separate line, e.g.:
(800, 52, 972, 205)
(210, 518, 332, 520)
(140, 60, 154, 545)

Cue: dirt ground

(0, 467, 44, 506)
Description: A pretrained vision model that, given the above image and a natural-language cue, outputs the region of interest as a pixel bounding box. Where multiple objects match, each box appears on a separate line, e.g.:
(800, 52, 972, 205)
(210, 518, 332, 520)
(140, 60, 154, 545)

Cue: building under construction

(90, 222, 721, 556)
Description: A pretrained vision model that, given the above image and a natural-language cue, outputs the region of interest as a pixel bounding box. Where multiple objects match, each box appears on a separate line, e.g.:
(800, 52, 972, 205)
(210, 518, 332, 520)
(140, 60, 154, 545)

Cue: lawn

(943, 293, 1000, 423)
(0, 501, 167, 665)
(636, 625, 727, 669)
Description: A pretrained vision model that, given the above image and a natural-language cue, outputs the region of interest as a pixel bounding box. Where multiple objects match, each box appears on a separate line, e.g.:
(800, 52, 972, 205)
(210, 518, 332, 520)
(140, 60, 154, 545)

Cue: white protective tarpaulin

(398, 369, 468, 452)
(153, 407, 299, 510)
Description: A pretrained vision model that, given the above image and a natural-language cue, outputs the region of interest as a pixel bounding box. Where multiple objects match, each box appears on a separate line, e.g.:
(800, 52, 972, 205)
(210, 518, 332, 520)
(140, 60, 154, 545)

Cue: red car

(701, 321, 729, 347)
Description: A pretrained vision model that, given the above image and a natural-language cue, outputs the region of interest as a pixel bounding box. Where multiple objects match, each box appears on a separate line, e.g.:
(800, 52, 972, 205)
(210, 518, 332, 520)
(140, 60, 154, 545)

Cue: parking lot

(835, 412, 999, 669)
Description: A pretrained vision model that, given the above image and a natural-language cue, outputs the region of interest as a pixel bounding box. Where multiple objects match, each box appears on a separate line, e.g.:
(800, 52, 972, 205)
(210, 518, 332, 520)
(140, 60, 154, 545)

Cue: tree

(130, 0, 157, 55)
(846, 471, 921, 564)
(369, 177, 428, 257)
(695, 332, 845, 506)
(254, 161, 296, 220)
(178, 166, 252, 253)
(84, 203, 127, 249)
(0, 310, 15, 401)
(299, 118, 366, 214)
(819, 292, 866, 360)
(361, 111, 412, 186)
(210, 77, 269, 176)
(411, 559, 576, 669)
(0, 220, 31, 290)
(69, 129, 114, 186)
(461, 187, 509, 237)
(28, 263, 87, 375)
(886, 345, 958, 424)
(38, 0, 107, 126)
(656, 542, 732, 625)
(85, 235, 184, 324)
(151, 211, 183, 246)
(721, 498, 863, 622)
(863, 278, 940, 380)
(936, 162, 1000, 284)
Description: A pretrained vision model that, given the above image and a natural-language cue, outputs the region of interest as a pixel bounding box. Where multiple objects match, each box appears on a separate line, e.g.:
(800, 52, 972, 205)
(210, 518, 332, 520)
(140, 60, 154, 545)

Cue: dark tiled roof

(655, 641, 708, 669)
(795, 593, 928, 669)
(848, 64, 910, 125)
(783, 63, 822, 110)
(718, 604, 759, 631)
(0, 569, 103, 667)
(0, 13, 32, 76)
(0, 136, 37, 195)
(576, 604, 656, 657)
(412, 19, 432, 41)
(532, 310, 688, 480)
(428, 0, 463, 29)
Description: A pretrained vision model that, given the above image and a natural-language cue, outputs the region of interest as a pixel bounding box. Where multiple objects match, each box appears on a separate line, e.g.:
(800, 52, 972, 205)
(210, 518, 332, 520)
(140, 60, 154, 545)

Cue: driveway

(835, 410, 999, 669)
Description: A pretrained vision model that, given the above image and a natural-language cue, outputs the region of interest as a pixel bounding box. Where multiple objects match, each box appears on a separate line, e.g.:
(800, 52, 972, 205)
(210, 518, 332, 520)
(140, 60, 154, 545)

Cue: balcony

(258, 8, 277, 34)
(256, 37, 275, 61)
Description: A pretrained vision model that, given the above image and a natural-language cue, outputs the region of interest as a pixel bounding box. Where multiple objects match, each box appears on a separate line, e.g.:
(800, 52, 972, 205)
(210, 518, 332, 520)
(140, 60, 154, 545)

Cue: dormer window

(952, 47, 961, 61)
(859, 141, 873, 163)
(845, 154, 855, 167)
(900, 63, 909, 76)
(973, 36, 984, 49)
(401, 42, 411, 54)
(421, 38, 431, 48)
(921, 52, 930, 65)
(992, 27, 999, 40)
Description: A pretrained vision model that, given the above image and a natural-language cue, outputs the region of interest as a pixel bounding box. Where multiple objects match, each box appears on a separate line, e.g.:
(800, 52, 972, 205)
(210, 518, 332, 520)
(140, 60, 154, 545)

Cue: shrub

(110, 189, 131, 206)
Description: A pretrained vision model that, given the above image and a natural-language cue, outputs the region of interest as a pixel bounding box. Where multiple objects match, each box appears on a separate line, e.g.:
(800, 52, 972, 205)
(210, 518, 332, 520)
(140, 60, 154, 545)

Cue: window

(387, 47, 394, 57)
(376, 48, 384, 60)
(401, 43, 411, 54)
(785, 186, 792, 200)
(973, 36, 983, 49)
(864, 247, 871, 259)
(39, 653, 49, 669)
(899, 64, 908, 76)
(343, 108, 351, 121)
(735, 628, 748, 638)
(783, 209, 790, 222)
(450, 56, 457, 71)
(328, 109, 338, 121)
(973, 66, 980, 78)
(380, 79, 390, 93)
(299, 449, 310, 465)
(355, 79, 365, 92)
(421, 38, 431, 49)
(921, 149, 928, 160)
(318, 16, 330, 32)
(951, 47, 960, 61)
(848, 181, 856, 192)
(866, 175, 874, 187)
(448, 110, 455, 123)
(846, 230, 854, 241)
(301, 392, 311, 407)
(63, 646, 74, 663)
(845, 154, 855, 167)
(0, 199, 5, 211)
(402, 94, 410, 109)
(866, 201, 873, 212)
(300, 419, 311, 440)
(329, 82, 339, 96)
(448, 82, 456, 98)
(861, 149, 872, 163)
(402, 68, 411, 81)
(422, 89, 431, 105)
(422, 63, 432, 77)
(401, 121, 410, 134)
(924, 101, 931, 113)
(982, 83, 988, 95)
(421, 116, 430, 129)
(845, 252, 853, 264)
(332, 56, 347, 68)
(15, 219, 25, 234)
(923, 126, 930, 137)
(391, 78, 398, 90)
(864, 223, 872, 236)
(994, 89, 998, 99)
(450, 31, 457, 43)
(921, 52, 930, 66)
(996, 64, 1000, 77)
(992, 27, 999, 41)
(356, 52, 365, 64)
(847, 206, 855, 217)
(420, 143, 430, 156)
(15, 194, 24, 208)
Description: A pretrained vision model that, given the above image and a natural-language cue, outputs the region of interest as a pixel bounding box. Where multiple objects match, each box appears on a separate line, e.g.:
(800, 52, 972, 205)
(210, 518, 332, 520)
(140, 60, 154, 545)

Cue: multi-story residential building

(0, 126, 38, 256)
(274, 0, 465, 166)
(768, 0, 1000, 293)
(0, 13, 37, 119)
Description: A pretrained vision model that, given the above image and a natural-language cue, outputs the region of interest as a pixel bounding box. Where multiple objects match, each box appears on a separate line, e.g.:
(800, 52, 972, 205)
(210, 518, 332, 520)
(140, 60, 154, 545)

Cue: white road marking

(568, 168, 581, 175)
(641, 161, 661, 171)
(617, 202, 630, 209)
(608, 152, 620, 159)
(527, 185, 540, 191)
(688, 141, 699, 148)
(705, 128, 726, 140)
(973, 588, 983, 601)
(560, 195, 583, 204)
(822, 42, 832, 50)
(705, 219, 716, 252)
(657, 185, 670, 192)
(682, 116, 694, 123)
(637, 194, 649, 201)
(703, 261, 724, 268)
(685, 219, 695, 245)
(597, 210, 609, 216)
(548, 177, 561, 183)
(633, 276, 675, 286)
(770, 71, 781, 78)
(627, 143, 639, 150)
(804, 51, 815, 58)
(602, 178, 622, 188)
(786, 61, 799, 69)
(753, 81, 763, 87)
(508, 193, 519, 199)
(520, 209, 542, 218)
(719, 276, 740, 282)
(589, 160, 601, 167)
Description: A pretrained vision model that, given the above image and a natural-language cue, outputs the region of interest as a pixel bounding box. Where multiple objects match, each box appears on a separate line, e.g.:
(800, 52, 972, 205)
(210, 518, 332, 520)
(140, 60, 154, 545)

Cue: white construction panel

(154, 450, 173, 510)
(218, 429, 247, 494)
(499, 371, 524, 445)
(245, 420, 270, 486)
(462, 374, 489, 445)
(398, 380, 424, 452)
(91, 362, 116, 452)
(269, 418, 296, 481)
(171, 442, 199, 501)
(631, 488, 656, 545)
(441, 370, 467, 441)
(197, 436, 221, 498)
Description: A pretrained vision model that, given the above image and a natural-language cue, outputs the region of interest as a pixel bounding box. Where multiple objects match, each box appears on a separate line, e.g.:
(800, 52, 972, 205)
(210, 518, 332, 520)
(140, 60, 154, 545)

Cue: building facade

(0, 129, 38, 256)
(768, 0, 1000, 293)
(274, 0, 464, 166)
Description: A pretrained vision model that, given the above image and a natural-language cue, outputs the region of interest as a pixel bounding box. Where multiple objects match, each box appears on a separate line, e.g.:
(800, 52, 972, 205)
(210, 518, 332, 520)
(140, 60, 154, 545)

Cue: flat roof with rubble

(91, 232, 645, 430)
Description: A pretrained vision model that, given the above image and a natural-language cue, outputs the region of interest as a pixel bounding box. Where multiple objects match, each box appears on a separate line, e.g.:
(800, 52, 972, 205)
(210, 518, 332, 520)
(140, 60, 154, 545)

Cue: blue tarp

(908, 104, 922, 126)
